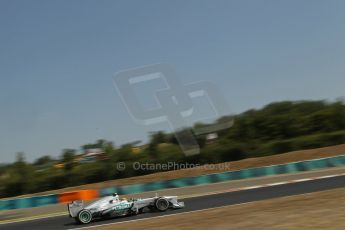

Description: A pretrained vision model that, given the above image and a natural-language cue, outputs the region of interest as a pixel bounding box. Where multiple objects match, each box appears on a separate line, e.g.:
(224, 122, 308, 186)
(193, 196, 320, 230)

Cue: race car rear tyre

(155, 198, 169, 212)
(76, 209, 93, 224)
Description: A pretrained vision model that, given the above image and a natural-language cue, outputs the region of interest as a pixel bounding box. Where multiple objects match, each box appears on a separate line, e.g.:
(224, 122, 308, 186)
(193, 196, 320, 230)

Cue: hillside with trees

(1, 100, 345, 198)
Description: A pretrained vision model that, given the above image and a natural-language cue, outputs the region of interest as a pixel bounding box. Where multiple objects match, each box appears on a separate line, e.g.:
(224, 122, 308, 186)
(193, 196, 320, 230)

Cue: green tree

(34, 155, 54, 166)
(61, 149, 76, 171)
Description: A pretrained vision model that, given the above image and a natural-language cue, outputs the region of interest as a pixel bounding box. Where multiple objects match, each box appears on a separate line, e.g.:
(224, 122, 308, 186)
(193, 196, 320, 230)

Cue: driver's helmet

(112, 193, 120, 202)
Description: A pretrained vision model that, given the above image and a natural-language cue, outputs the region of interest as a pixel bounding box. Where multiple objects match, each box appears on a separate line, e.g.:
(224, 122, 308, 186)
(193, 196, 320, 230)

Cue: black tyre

(76, 209, 93, 224)
(155, 198, 169, 212)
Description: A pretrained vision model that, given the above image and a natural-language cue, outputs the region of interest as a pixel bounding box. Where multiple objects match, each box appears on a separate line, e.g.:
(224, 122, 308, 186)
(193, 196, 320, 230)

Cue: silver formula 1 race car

(68, 193, 185, 224)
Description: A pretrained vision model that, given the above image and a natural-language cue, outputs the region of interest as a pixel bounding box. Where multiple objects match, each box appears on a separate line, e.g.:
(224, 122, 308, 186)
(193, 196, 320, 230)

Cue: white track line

(179, 172, 345, 198)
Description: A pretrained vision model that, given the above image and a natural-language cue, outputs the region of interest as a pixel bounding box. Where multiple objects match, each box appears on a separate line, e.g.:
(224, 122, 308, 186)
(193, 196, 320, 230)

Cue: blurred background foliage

(1, 99, 345, 198)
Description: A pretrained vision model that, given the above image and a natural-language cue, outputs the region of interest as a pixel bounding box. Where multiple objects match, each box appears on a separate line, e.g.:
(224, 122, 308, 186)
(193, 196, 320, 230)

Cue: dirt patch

(15, 144, 345, 197)
(92, 188, 345, 230)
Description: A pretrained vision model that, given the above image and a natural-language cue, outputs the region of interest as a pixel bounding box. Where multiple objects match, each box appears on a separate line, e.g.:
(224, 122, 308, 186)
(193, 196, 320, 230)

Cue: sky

(0, 0, 345, 163)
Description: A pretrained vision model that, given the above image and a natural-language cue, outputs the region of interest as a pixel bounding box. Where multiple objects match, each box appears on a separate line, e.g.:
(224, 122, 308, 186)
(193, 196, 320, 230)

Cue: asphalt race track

(2, 175, 345, 230)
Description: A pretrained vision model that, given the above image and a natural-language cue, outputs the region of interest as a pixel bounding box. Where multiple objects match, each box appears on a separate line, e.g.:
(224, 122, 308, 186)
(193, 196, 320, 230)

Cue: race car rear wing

(68, 200, 84, 218)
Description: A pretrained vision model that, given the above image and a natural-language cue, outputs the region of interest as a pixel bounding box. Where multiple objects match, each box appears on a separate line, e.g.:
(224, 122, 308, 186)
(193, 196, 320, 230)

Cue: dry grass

(23, 144, 345, 196)
(93, 188, 345, 230)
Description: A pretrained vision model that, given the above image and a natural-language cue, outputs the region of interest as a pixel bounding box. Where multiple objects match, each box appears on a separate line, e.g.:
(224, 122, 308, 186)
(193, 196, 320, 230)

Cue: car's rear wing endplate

(68, 200, 84, 218)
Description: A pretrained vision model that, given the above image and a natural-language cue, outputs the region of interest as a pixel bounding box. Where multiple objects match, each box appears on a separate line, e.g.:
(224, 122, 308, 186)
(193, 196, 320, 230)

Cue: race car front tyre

(76, 209, 93, 224)
(155, 198, 169, 212)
